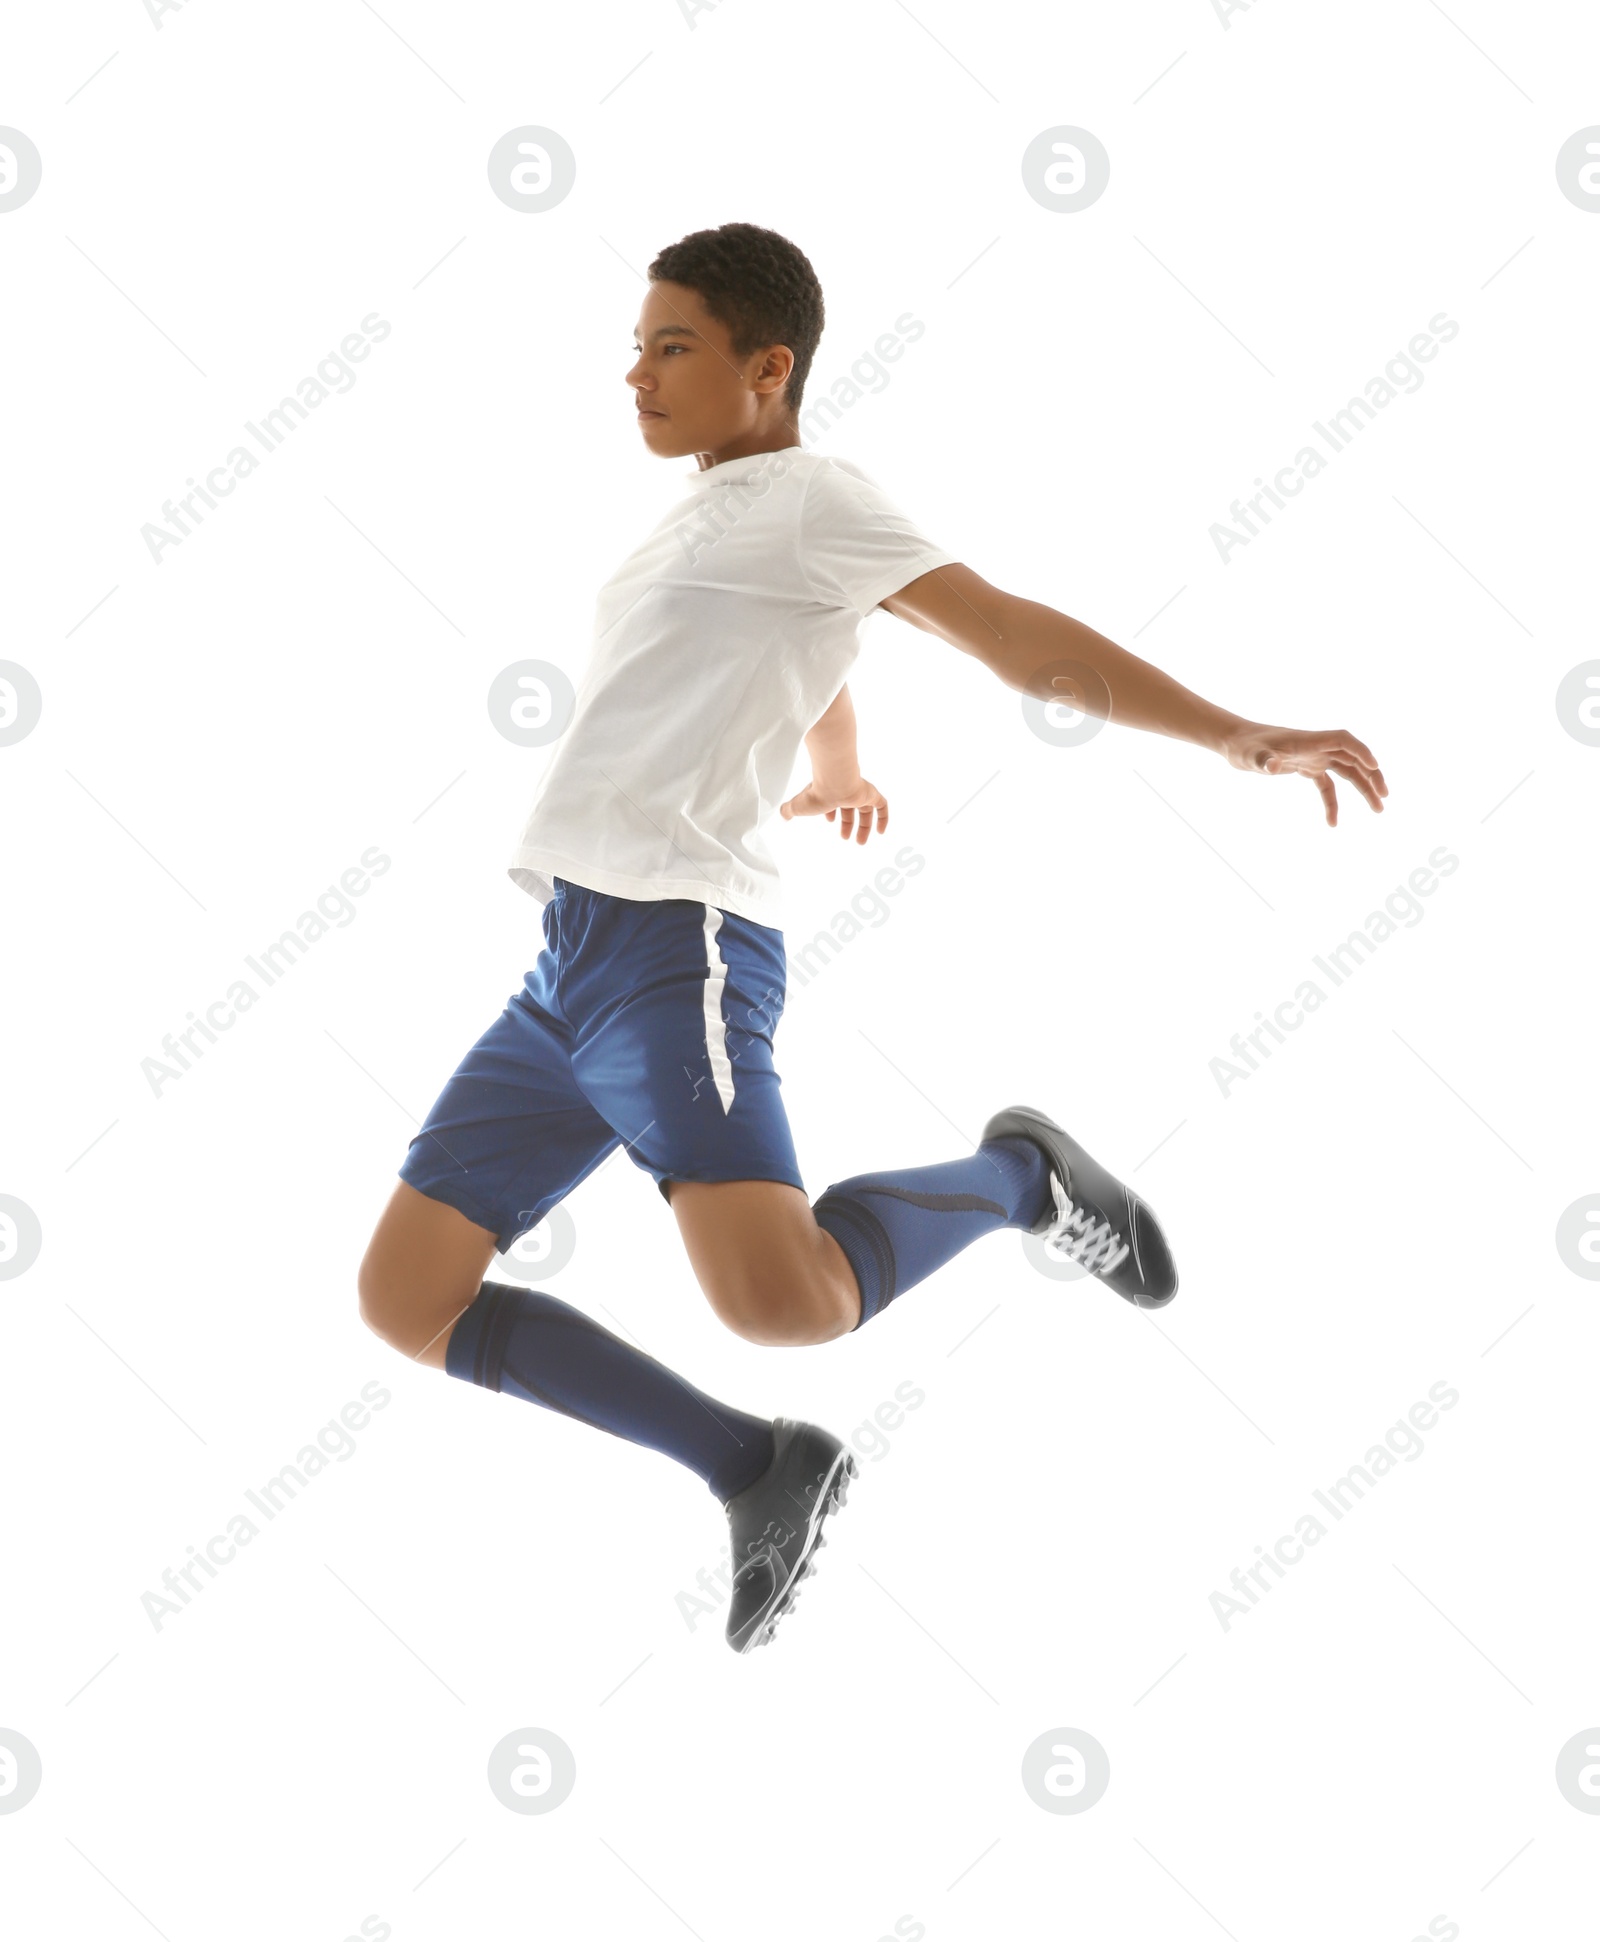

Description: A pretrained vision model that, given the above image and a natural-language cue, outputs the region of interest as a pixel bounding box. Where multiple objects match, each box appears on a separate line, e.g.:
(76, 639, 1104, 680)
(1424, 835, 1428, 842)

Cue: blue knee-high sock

(813, 1137, 1051, 1329)
(444, 1282, 776, 1503)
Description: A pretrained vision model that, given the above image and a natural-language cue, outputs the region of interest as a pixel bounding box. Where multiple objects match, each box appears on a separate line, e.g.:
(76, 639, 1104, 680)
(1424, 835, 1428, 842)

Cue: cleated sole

(738, 1449, 857, 1653)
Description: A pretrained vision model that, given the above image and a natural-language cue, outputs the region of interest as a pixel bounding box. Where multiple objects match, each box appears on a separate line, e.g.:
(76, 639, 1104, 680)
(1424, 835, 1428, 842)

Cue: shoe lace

(1042, 1172, 1130, 1275)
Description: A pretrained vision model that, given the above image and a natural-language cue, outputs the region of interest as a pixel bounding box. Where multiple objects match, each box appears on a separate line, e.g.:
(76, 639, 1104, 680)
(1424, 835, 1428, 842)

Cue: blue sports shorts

(398, 877, 805, 1252)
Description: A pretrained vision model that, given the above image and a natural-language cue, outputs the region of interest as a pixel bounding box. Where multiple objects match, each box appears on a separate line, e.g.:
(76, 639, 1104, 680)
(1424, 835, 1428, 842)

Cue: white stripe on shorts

(701, 906, 736, 1113)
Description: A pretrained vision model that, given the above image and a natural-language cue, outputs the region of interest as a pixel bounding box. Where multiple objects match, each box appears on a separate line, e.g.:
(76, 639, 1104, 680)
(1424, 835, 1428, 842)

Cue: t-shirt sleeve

(796, 460, 961, 617)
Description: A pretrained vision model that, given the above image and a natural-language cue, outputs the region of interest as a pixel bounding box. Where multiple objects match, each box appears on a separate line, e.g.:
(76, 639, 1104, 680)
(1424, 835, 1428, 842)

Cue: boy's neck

(695, 426, 803, 470)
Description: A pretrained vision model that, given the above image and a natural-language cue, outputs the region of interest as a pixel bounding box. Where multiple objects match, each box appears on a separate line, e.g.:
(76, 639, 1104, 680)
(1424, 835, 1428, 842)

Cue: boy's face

(627, 279, 795, 464)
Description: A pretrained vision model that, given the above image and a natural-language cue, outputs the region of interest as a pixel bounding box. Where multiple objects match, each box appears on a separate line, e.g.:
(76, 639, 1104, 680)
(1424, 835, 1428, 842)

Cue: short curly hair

(646, 222, 825, 412)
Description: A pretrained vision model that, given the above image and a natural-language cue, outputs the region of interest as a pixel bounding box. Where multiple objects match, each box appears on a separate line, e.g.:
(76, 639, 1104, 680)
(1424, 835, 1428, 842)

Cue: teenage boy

(358, 223, 1386, 1654)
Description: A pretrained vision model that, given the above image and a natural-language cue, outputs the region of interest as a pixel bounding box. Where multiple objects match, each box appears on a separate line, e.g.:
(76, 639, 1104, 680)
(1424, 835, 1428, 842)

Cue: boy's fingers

(1311, 731, 1383, 783)
(1332, 730, 1380, 772)
(1327, 759, 1382, 811)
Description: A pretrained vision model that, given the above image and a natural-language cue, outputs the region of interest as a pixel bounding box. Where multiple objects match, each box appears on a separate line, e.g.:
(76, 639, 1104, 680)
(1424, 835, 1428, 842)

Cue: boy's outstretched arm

(780, 682, 890, 844)
(880, 564, 1388, 827)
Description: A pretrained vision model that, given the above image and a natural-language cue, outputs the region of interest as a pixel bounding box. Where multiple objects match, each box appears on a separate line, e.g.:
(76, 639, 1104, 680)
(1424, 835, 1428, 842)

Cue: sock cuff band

(813, 1192, 896, 1328)
(445, 1280, 521, 1390)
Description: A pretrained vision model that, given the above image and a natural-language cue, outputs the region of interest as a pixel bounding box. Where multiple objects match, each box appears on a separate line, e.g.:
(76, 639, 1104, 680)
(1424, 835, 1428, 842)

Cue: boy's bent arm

(785, 683, 891, 843)
(879, 563, 1387, 825)
(803, 681, 861, 788)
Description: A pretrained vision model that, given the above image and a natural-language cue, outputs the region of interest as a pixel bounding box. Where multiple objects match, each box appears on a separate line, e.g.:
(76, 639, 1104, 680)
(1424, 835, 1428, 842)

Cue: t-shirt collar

(683, 444, 804, 489)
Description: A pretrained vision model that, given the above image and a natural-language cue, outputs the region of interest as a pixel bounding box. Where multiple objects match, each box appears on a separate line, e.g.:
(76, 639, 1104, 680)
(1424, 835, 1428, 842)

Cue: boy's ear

(752, 345, 795, 395)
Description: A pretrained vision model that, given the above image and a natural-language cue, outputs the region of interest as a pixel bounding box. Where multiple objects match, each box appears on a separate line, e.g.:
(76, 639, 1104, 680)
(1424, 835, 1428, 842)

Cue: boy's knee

(713, 1274, 853, 1346)
(356, 1254, 407, 1349)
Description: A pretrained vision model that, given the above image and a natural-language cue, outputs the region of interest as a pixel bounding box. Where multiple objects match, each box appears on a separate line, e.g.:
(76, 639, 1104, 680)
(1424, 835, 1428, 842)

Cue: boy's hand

(1220, 721, 1388, 826)
(779, 774, 890, 844)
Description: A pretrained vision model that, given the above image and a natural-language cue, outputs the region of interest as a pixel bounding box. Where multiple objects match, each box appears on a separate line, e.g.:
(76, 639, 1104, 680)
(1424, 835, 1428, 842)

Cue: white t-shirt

(507, 446, 959, 929)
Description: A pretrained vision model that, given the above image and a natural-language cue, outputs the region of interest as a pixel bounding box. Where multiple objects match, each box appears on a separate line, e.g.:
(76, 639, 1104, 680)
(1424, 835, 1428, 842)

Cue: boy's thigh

(667, 1178, 859, 1341)
(359, 1181, 501, 1362)
(399, 981, 623, 1256)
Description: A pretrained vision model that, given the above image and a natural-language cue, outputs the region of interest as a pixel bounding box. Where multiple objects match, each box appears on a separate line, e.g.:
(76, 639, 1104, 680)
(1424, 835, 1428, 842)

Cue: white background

(2, 1, 1597, 1937)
